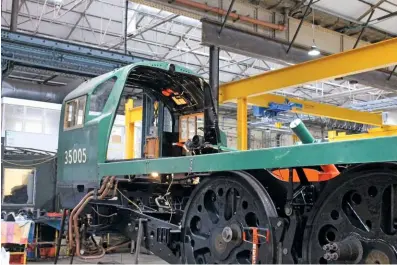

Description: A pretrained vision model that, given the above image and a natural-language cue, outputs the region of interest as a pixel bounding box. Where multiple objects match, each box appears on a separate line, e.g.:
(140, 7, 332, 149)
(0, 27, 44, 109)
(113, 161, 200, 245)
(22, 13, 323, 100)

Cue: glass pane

(44, 109, 61, 135)
(180, 118, 188, 140)
(25, 107, 44, 121)
(163, 108, 172, 133)
(197, 115, 204, 137)
(89, 77, 117, 113)
(2, 168, 35, 205)
(65, 100, 77, 128)
(77, 97, 86, 125)
(4, 116, 23, 132)
(5, 104, 24, 118)
(25, 121, 43, 133)
(64, 96, 86, 130)
(188, 116, 196, 139)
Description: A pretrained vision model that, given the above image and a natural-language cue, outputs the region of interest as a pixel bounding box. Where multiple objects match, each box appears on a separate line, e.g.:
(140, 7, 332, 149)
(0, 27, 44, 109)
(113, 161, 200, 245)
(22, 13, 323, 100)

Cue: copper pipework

(68, 176, 110, 249)
(174, 0, 286, 31)
(72, 177, 115, 258)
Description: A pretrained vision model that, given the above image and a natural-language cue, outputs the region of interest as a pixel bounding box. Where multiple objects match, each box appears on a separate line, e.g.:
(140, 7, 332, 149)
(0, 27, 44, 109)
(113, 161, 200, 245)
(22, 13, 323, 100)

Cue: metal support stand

(133, 218, 148, 264)
(54, 209, 67, 264)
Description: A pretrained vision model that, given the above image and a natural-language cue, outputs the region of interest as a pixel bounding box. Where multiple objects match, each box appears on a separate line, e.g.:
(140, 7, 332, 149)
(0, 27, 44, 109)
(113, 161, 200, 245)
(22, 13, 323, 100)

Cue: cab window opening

(89, 77, 117, 116)
(105, 66, 205, 161)
(63, 95, 87, 130)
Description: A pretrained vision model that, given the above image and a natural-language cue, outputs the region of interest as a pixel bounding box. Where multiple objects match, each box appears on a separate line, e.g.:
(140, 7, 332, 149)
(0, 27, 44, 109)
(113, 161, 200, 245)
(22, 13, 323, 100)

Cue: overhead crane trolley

(57, 62, 397, 264)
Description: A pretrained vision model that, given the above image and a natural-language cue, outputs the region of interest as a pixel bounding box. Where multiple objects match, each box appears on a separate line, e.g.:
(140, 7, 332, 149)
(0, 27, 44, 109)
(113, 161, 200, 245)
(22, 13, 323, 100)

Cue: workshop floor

(30, 253, 167, 264)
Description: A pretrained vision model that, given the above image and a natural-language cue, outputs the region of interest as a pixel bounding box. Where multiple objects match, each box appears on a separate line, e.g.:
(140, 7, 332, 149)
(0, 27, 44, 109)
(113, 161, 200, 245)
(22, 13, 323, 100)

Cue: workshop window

(64, 96, 86, 130)
(89, 77, 117, 115)
(2, 168, 36, 205)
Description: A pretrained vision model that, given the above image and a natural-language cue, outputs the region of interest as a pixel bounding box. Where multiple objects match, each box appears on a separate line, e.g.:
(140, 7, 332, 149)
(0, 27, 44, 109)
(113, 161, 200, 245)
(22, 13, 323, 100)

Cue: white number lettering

(65, 148, 88, 164)
(82, 148, 87, 163)
(78, 149, 82, 163)
(72, 149, 77, 163)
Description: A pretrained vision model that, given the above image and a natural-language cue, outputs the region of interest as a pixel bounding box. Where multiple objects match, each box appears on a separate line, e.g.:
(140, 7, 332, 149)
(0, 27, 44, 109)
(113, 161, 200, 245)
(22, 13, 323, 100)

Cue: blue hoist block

(252, 106, 267, 117)
(252, 100, 303, 118)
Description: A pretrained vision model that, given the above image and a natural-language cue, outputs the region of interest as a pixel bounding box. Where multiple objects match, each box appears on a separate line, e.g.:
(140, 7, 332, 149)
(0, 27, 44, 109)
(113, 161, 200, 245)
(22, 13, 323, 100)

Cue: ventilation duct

(1, 79, 83, 103)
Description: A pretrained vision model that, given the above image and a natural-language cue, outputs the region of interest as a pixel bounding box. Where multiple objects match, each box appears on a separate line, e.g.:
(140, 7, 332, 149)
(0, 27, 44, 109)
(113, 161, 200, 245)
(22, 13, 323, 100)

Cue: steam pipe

(290, 119, 340, 180)
(173, 0, 285, 31)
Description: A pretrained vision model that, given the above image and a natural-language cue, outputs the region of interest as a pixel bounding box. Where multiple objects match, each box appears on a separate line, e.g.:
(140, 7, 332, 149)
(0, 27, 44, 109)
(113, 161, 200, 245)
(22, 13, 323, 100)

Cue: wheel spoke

(304, 169, 397, 264)
(190, 233, 210, 251)
(224, 188, 239, 221)
(182, 175, 277, 264)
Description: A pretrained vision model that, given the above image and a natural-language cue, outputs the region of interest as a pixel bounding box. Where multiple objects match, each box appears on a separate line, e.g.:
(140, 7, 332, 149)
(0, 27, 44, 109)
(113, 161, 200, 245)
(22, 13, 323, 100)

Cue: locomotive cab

(57, 62, 224, 208)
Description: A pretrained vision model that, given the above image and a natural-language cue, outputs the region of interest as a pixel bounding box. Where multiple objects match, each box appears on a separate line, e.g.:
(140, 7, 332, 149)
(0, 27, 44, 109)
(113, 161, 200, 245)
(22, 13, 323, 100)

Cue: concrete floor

(30, 253, 167, 264)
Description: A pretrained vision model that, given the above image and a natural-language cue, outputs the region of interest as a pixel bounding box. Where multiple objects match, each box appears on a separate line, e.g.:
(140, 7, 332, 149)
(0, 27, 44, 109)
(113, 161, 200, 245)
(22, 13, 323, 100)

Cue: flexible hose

(68, 176, 110, 249)
(73, 177, 115, 258)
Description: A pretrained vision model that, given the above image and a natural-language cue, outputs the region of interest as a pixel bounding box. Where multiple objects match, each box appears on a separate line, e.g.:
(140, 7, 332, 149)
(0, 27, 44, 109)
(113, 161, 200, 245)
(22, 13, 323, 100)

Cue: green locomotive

(58, 61, 397, 264)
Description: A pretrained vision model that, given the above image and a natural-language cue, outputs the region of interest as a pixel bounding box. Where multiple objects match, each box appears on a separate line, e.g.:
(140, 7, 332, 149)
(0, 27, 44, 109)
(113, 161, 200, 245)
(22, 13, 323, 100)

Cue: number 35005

(64, 148, 87, 164)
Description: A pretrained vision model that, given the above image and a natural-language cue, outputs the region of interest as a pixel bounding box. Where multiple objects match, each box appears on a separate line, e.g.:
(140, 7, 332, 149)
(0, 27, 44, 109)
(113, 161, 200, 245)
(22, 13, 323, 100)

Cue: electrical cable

(2, 155, 55, 162)
(116, 188, 143, 213)
(165, 174, 175, 222)
(2, 156, 56, 166)
(91, 207, 117, 218)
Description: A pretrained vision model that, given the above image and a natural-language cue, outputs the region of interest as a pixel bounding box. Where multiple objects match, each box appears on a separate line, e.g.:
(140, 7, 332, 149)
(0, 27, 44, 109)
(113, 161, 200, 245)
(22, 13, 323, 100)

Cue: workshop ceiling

(1, 0, 396, 114)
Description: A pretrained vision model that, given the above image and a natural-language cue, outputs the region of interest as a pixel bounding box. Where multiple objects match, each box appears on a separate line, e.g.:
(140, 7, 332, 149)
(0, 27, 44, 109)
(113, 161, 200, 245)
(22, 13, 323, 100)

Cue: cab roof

(63, 61, 199, 102)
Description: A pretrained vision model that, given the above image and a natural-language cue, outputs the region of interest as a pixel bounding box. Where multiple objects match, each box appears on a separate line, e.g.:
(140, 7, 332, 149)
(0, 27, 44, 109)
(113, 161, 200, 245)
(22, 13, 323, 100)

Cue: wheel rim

(182, 172, 277, 264)
(303, 168, 397, 264)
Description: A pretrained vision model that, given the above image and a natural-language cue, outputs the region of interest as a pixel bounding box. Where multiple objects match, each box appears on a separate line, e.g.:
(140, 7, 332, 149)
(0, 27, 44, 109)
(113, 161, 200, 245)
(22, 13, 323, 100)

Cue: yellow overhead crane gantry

(219, 38, 397, 150)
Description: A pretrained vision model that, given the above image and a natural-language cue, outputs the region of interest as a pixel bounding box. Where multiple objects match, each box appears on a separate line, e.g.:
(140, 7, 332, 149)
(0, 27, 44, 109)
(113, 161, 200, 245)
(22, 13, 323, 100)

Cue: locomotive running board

(99, 136, 397, 177)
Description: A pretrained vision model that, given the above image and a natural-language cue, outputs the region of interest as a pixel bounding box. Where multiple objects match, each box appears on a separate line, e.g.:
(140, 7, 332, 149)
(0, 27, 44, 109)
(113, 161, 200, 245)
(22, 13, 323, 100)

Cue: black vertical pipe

(124, 0, 128, 54)
(10, 0, 19, 32)
(209, 46, 219, 112)
(204, 46, 220, 145)
(286, 0, 314, 53)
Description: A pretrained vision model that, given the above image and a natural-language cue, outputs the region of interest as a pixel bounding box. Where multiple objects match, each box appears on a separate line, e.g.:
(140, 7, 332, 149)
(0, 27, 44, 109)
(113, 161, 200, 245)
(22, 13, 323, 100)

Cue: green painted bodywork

(58, 61, 397, 186)
(57, 62, 199, 183)
(98, 136, 397, 176)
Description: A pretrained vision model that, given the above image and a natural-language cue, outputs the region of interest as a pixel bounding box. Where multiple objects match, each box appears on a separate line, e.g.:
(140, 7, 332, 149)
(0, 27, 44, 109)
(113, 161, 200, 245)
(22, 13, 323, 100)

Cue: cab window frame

(87, 76, 118, 118)
(63, 95, 87, 131)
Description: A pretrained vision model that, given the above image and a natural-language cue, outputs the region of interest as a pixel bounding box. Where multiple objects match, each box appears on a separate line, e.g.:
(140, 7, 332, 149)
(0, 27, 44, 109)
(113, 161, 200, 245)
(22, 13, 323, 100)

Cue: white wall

(2, 98, 61, 152)
(1, 98, 141, 158)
